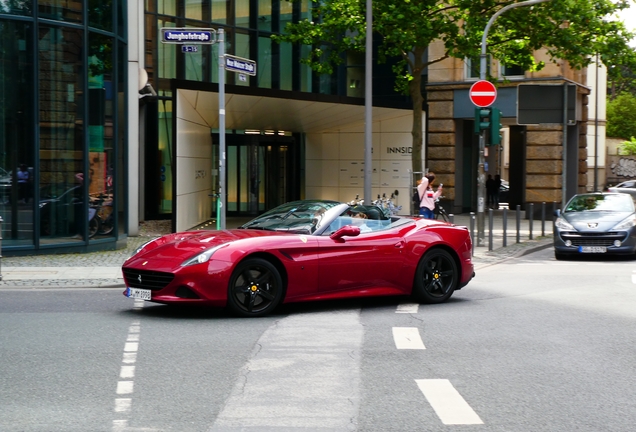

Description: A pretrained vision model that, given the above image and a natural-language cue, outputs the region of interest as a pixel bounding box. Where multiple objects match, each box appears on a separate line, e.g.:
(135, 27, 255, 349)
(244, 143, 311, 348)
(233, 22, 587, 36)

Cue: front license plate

(126, 288, 151, 300)
(578, 246, 607, 253)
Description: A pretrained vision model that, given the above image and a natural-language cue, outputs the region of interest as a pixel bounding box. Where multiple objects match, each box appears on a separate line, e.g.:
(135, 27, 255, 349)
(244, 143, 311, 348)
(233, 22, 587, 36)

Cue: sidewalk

(0, 212, 553, 288)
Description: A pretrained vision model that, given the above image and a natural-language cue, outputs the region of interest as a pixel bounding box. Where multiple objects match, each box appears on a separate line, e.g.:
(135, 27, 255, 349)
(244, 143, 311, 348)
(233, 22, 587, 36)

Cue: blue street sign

(181, 45, 199, 53)
(161, 28, 215, 44)
(224, 54, 257, 76)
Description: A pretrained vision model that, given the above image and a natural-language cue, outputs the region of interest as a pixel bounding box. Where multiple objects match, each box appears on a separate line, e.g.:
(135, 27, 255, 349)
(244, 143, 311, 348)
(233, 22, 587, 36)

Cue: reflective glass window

(185, 26, 205, 81)
(235, 0, 249, 28)
(38, 26, 85, 243)
(300, 44, 312, 92)
(279, 41, 292, 91)
(88, 33, 115, 239)
(117, 41, 126, 235)
(280, 0, 292, 31)
(158, 0, 176, 16)
(258, 0, 271, 32)
(89, 0, 114, 30)
(211, 0, 226, 24)
(233, 32, 249, 86)
(0, 0, 33, 16)
(39, 0, 83, 23)
(185, 0, 205, 20)
(0, 20, 34, 245)
(258, 36, 271, 88)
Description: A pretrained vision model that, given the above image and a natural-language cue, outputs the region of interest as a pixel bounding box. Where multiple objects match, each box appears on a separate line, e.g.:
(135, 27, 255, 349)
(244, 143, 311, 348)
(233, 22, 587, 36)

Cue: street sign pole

(218, 29, 226, 230)
(476, 0, 552, 246)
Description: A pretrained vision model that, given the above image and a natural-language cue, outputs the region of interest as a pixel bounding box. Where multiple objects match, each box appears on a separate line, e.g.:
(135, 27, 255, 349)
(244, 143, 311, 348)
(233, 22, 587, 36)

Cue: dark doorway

(215, 133, 301, 217)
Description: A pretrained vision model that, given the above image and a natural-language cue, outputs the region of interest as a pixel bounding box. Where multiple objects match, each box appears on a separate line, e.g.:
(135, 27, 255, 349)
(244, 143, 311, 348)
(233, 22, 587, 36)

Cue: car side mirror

(554, 209, 561, 217)
(329, 225, 361, 241)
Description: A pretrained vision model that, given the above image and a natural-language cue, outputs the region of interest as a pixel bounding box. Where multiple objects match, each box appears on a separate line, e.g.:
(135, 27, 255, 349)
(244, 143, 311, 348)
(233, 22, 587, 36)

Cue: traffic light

(474, 107, 491, 134)
(490, 107, 502, 146)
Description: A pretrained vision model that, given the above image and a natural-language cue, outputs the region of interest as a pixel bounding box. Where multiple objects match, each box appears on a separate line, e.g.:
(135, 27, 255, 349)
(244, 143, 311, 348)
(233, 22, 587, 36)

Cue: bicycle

(434, 197, 450, 222)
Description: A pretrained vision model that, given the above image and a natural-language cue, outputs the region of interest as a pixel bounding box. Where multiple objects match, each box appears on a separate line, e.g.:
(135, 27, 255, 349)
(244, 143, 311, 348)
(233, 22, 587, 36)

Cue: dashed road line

(415, 379, 483, 425)
(113, 300, 145, 431)
(396, 303, 419, 313)
(392, 327, 426, 350)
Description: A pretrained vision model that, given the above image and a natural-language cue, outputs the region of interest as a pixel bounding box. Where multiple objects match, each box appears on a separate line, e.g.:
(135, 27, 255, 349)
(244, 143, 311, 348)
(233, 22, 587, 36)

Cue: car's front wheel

(412, 248, 458, 304)
(227, 258, 284, 317)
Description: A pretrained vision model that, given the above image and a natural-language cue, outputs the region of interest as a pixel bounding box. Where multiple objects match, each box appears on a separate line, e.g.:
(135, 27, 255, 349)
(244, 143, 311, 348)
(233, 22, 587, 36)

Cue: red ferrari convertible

(122, 200, 474, 317)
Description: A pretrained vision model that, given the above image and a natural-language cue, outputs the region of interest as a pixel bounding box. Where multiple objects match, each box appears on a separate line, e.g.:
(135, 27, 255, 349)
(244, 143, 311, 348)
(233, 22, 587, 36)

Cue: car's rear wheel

(412, 248, 458, 304)
(227, 258, 284, 317)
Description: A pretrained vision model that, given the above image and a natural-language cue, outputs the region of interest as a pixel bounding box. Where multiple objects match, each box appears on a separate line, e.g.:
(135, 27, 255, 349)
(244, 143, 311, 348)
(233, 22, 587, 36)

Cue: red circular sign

(469, 80, 497, 107)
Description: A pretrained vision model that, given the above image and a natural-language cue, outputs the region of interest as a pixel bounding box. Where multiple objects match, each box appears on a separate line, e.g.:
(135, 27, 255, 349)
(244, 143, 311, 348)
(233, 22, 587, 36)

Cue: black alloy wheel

(412, 248, 458, 303)
(227, 258, 284, 317)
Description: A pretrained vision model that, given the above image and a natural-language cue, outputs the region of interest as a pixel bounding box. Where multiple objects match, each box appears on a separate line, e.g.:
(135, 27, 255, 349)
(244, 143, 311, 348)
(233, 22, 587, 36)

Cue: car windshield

(565, 194, 634, 213)
(240, 201, 341, 234)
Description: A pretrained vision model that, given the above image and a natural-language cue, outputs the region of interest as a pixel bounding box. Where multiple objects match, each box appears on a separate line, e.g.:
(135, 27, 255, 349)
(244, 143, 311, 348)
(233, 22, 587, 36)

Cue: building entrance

(213, 133, 301, 218)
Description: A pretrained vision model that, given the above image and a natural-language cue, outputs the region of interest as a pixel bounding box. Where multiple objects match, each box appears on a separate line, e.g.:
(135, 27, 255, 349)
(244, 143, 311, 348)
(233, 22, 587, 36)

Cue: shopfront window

(89, 0, 114, 30)
(38, 26, 85, 244)
(0, 20, 34, 245)
(88, 33, 115, 239)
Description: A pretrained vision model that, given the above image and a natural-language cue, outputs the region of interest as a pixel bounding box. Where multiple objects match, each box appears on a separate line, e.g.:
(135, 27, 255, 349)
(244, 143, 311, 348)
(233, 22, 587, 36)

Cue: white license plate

(578, 246, 607, 253)
(126, 288, 151, 300)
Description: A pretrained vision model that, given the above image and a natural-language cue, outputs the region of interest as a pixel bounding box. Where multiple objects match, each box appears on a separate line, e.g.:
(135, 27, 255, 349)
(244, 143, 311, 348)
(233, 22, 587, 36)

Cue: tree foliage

(618, 136, 636, 155)
(274, 0, 635, 174)
(607, 92, 636, 139)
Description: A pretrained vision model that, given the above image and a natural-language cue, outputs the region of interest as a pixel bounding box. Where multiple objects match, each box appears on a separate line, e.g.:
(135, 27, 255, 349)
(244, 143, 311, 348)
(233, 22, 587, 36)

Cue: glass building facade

(142, 0, 406, 220)
(0, 0, 127, 255)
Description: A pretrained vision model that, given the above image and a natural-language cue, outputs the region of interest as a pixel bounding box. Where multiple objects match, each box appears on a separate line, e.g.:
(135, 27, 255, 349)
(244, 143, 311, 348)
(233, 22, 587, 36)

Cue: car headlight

(612, 216, 636, 231)
(555, 217, 575, 230)
(181, 244, 228, 267)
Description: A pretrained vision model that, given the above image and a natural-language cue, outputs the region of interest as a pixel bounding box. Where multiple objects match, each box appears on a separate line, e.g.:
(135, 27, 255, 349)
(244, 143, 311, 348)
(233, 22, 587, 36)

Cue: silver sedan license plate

(126, 287, 151, 300)
(579, 246, 606, 253)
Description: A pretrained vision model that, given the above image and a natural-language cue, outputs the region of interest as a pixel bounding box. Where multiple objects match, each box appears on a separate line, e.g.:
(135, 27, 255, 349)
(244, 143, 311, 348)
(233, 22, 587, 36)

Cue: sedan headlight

(181, 244, 228, 267)
(554, 217, 575, 230)
(612, 216, 636, 231)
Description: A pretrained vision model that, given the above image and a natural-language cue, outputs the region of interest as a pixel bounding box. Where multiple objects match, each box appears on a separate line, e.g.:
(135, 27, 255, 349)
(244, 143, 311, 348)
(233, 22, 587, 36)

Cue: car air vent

(123, 268, 174, 290)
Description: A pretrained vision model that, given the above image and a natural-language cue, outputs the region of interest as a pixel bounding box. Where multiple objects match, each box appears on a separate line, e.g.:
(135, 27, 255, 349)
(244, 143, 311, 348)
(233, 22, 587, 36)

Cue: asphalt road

(2, 248, 636, 431)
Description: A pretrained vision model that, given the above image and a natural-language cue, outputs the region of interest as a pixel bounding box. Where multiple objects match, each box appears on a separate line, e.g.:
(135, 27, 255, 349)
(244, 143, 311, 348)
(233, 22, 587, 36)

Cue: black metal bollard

(529, 203, 534, 240)
(516, 205, 521, 243)
(503, 208, 508, 248)
(449, 213, 454, 224)
(488, 208, 493, 251)
(541, 202, 546, 237)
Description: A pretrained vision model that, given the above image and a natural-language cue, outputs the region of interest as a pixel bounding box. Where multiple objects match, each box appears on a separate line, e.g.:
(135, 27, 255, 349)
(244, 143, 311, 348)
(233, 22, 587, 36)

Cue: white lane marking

(120, 365, 135, 379)
(116, 381, 134, 395)
(396, 303, 419, 313)
(113, 318, 143, 431)
(114, 398, 131, 413)
(393, 327, 426, 350)
(124, 342, 138, 352)
(415, 379, 483, 425)
(209, 311, 363, 431)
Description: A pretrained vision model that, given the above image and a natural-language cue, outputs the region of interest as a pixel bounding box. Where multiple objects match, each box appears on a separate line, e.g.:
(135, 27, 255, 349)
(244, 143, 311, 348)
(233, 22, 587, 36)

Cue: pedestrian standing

(417, 172, 443, 219)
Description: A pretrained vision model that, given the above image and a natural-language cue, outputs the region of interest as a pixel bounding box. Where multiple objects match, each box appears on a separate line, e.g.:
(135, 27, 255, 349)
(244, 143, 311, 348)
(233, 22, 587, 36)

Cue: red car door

(316, 228, 406, 296)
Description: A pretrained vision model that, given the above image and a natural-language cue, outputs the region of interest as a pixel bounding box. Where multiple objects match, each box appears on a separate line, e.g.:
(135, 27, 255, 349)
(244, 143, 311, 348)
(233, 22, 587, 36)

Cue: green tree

(274, 0, 635, 174)
(607, 92, 636, 139)
(618, 137, 636, 155)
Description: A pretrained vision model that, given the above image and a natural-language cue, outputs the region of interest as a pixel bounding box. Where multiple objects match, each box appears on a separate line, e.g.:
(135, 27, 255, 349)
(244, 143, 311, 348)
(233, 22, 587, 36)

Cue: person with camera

(416, 172, 443, 219)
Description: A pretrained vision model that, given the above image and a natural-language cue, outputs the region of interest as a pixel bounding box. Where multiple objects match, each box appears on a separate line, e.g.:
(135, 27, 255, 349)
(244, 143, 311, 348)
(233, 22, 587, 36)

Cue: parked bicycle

(434, 197, 450, 222)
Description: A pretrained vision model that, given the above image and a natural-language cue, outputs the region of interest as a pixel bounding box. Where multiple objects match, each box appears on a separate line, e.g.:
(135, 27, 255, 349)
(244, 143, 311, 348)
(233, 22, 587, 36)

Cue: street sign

(224, 54, 257, 76)
(469, 80, 497, 107)
(181, 46, 199, 53)
(161, 28, 216, 44)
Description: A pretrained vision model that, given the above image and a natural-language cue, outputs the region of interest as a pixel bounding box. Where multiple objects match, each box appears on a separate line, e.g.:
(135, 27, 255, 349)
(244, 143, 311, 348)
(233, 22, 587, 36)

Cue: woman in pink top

(416, 172, 443, 219)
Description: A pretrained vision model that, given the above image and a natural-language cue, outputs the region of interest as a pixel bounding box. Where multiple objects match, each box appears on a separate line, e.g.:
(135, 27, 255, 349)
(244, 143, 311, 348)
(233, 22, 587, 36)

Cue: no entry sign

(469, 80, 497, 107)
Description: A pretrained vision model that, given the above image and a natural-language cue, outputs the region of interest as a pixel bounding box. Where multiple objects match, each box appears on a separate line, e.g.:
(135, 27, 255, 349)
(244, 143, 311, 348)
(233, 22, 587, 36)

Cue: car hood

(125, 229, 289, 264)
(562, 211, 632, 231)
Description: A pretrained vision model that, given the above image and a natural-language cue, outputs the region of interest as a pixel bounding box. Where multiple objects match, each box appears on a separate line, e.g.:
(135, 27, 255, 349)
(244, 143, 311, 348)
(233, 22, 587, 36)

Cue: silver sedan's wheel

(412, 248, 458, 304)
(227, 258, 284, 317)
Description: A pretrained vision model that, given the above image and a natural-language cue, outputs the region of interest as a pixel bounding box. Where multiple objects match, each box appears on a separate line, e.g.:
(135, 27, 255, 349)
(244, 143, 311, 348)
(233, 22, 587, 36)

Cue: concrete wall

(175, 90, 214, 232)
(305, 112, 423, 213)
